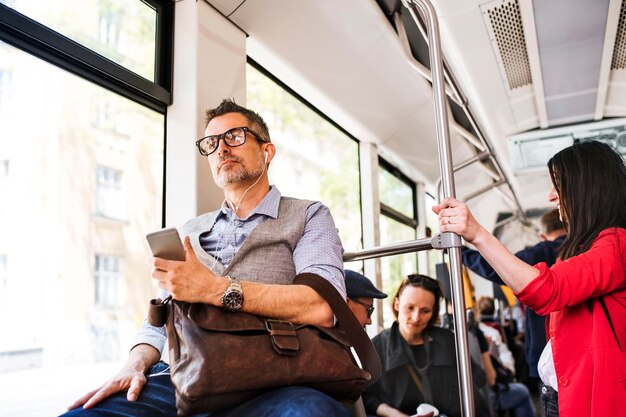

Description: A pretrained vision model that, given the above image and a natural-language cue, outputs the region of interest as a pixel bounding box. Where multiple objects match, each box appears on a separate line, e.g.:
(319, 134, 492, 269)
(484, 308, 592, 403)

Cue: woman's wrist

(467, 224, 490, 246)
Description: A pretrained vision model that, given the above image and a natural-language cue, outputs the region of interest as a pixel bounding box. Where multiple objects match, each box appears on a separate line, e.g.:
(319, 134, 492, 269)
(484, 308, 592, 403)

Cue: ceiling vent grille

(509, 118, 626, 172)
(611, 0, 626, 70)
(486, 0, 532, 89)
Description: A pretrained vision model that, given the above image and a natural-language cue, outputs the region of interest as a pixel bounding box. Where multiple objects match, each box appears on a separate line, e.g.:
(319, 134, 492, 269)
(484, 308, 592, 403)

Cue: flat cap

(345, 269, 387, 299)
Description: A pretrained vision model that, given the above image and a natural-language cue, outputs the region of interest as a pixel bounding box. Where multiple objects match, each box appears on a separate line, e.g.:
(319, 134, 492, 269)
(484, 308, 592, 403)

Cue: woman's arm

(516, 229, 626, 313)
(433, 198, 540, 292)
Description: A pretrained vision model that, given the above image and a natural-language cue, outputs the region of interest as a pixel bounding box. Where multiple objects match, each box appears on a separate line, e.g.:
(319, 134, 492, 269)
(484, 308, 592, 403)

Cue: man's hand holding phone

(146, 228, 227, 304)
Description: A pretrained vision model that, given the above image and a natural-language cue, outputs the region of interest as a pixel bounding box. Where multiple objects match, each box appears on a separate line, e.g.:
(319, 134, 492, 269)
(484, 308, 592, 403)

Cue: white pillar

(359, 142, 384, 335)
(166, 2, 247, 226)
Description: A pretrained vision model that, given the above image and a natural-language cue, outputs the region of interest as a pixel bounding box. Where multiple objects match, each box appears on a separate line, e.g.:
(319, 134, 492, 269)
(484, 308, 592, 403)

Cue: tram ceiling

(204, 0, 626, 214)
(384, 0, 626, 209)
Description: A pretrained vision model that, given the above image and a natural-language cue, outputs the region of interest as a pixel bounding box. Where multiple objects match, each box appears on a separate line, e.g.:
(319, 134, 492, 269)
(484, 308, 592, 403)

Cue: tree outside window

(246, 63, 363, 254)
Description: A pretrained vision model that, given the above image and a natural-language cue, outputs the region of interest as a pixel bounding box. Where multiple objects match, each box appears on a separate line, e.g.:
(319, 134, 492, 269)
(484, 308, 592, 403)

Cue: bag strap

(405, 363, 424, 392)
(400, 332, 434, 404)
(586, 296, 622, 352)
(599, 296, 622, 351)
(294, 273, 382, 383)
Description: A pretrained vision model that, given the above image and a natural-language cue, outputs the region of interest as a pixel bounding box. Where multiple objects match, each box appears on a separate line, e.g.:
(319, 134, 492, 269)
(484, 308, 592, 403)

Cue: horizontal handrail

(343, 237, 434, 262)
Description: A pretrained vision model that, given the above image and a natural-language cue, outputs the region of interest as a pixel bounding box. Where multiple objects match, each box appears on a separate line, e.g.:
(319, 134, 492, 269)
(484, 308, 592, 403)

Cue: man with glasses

(63, 99, 350, 417)
(344, 269, 387, 328)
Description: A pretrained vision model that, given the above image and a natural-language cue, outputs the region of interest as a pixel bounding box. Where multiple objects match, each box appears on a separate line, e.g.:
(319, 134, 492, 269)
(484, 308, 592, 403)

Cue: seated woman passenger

(362, 274, 491, 417)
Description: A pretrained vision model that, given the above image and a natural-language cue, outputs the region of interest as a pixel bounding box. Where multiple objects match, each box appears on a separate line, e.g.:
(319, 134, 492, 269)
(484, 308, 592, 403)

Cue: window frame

(378, 157, 418, 228)
(0, 1, 173, 113)
(247, 57, 365, 252)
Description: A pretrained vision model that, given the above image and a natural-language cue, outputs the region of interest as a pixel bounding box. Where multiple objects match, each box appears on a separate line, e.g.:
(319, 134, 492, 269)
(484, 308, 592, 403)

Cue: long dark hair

(547, 140, 626, 259)
(391, 274, 442, 329)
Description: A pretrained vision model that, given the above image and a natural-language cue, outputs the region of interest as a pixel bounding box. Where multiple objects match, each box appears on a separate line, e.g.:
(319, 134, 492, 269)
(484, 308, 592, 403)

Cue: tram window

(379, 165, 415, 219)
(425, 192, 441, 278)
(0, 254, 7, 303)
(379, 215, 418, 327)
(0, 68, 11, 107)
(95, 166, 124, 219)
(378, 160, 419, 328)
(5, 0, 157, 81)
(0, 40, 163, 414)
(94, 254, 124, 310)
(246, 63, 363, 252)
(0, 159, 8, 214)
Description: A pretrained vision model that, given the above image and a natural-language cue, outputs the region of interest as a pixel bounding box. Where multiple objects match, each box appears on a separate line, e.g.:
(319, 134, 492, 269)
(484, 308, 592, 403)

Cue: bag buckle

(265, 319, 300, 356)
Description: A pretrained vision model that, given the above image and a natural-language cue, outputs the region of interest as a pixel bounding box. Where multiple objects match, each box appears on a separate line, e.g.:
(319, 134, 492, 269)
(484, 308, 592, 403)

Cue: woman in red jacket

(433, 140, 626, 417)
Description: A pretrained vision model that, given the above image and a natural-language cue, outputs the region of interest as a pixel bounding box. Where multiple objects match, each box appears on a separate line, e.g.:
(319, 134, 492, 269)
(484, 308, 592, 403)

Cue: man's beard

(214, 154, 264, 189)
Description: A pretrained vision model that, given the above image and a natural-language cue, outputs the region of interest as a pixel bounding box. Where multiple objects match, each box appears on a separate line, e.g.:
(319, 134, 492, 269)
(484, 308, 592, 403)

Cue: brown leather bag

(149, 273, 382, 416)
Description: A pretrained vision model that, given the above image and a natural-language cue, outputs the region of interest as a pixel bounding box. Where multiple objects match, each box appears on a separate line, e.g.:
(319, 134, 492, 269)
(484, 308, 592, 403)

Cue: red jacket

(516, 228, 626, 417)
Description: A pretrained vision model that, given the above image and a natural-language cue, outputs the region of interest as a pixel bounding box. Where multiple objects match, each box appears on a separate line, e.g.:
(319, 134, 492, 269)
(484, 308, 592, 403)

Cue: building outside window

(0, 1, 167, 412)
(99, 11, 120, 48)
(0, 254, 7, 306)
(6, 0, 157, 81)
(95, 166, 124, 219)
(94, 254, 123, 309)
(0, 160, 7, 215)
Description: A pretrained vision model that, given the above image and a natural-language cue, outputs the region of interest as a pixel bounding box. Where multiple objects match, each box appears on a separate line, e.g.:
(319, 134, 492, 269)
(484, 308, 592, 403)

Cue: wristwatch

(221, 276, 244, 311)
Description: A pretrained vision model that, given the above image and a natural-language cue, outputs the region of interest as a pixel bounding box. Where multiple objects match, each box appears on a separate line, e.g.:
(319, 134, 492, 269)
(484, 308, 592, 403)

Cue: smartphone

(146, 227, 186, 261)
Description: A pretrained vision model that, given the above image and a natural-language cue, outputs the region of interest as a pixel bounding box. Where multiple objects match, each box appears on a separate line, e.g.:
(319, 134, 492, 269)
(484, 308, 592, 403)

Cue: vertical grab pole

(402, 1, 475, 416)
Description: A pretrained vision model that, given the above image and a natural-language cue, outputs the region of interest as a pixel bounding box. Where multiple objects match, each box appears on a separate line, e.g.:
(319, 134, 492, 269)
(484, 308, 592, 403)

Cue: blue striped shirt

(199, 186, 346, 298)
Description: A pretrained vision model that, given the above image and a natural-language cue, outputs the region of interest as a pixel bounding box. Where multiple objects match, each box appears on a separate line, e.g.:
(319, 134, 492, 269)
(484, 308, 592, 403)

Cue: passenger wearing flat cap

(345, 269, 387, 328)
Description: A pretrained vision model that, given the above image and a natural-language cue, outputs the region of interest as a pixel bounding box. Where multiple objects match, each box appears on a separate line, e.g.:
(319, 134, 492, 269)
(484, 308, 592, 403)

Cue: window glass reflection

(6, 0, 156, 81)
(379, 167, 414, 219)
(0, 40, 163, 416)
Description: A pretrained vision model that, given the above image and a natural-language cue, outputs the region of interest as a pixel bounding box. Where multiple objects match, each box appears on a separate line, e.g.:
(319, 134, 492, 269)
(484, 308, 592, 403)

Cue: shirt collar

(218, 185, 281, 220)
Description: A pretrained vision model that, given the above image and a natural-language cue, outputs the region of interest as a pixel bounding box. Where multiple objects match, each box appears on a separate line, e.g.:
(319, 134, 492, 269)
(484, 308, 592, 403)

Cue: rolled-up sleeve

(516, 228, 626, 315)
(132, 320, 167, 354)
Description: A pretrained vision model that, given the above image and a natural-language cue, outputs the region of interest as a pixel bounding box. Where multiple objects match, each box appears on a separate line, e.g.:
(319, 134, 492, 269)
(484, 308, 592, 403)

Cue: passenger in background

(362, 274, 491, 417)
(345, 269, 388, 328)
(476, 297, 515, 374)
(469, 304, 536, 417)
(461, 208, 566, 391)
(434, 140, 626, 417)
(62, 99, 350, 417)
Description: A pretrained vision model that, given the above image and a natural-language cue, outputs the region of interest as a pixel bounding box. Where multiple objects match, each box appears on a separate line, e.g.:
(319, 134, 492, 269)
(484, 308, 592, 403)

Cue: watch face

(223, 291, 244, 310)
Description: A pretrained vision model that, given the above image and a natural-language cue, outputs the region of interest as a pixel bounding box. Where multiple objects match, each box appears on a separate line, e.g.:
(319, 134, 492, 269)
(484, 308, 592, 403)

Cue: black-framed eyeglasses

(195, 126, 268, 156)
(351, 299, 375, 318)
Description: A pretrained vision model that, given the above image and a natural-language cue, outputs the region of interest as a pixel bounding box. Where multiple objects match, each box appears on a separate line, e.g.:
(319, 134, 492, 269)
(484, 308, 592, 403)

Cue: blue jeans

(491, 382, 536, 417)
(60, 362, 351, 417)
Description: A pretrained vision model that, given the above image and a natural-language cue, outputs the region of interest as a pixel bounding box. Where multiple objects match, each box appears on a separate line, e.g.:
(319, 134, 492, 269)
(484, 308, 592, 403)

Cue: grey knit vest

(178, 197, 314, 285)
